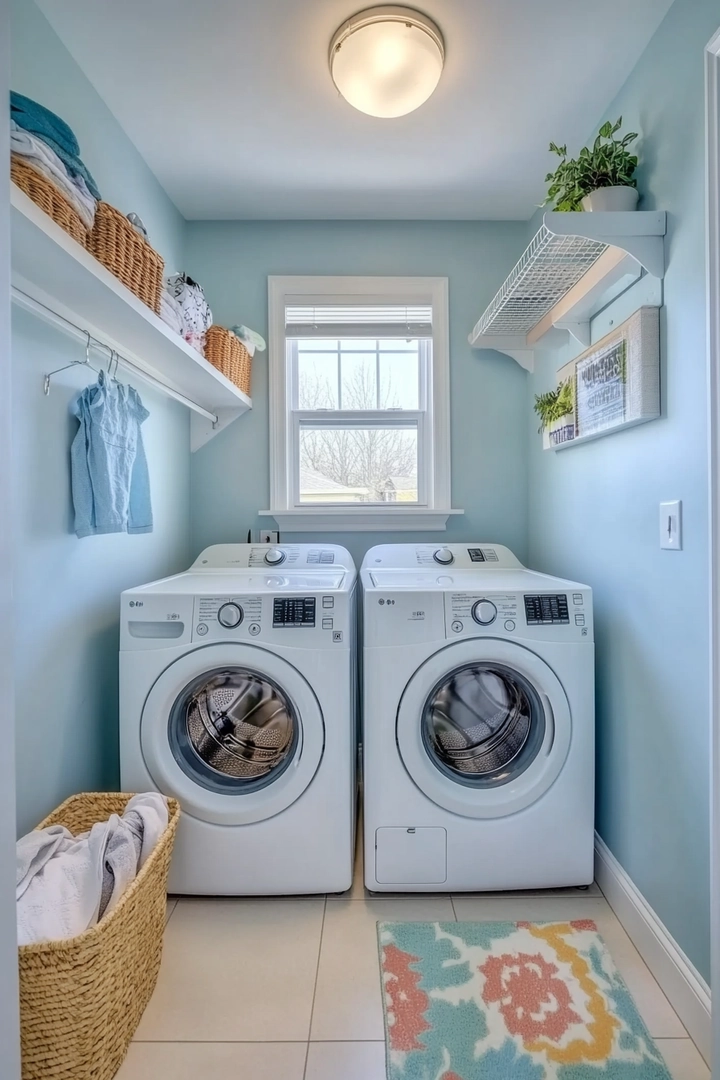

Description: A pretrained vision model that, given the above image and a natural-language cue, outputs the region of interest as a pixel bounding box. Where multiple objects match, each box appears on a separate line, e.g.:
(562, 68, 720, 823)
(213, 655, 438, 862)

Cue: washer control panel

(194, 595, 263, 640)
(449, 593, 518, 630)
(445, 590, 592, 641)
(524, 593, 569, 625)
(273, 596, 316, 628)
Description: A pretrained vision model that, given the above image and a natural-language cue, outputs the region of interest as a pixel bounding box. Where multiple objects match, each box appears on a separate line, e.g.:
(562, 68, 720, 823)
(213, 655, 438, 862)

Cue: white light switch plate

(660, 500, 682, 550)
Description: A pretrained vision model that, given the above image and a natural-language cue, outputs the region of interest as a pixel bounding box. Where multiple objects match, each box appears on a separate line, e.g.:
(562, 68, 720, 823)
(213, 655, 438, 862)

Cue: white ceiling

(37, 0, 674, 221)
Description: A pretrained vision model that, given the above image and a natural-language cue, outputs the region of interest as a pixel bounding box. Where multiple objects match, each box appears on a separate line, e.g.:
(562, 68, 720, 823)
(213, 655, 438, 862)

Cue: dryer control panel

(444, 590, 593, 642)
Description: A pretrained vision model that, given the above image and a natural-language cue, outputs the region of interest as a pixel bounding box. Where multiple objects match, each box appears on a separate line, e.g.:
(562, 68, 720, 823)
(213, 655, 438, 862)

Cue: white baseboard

(594, 833, 711, 1064)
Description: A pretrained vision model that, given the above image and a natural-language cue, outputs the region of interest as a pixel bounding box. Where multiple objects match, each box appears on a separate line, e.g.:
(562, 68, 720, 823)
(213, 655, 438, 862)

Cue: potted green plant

(544, 117, 639, 212)
(534, 379, 575, 448)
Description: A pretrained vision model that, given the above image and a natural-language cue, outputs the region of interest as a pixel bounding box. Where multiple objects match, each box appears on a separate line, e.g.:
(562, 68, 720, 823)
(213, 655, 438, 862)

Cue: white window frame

(262, 276, 462, 532)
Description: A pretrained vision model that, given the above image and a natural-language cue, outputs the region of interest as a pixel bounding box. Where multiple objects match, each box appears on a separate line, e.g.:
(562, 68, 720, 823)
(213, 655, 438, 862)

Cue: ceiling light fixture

(329, 6, 445, 119)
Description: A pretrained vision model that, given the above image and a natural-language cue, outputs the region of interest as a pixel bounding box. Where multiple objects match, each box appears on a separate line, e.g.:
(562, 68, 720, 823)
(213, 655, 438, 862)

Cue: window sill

(260, 507, 464, 533)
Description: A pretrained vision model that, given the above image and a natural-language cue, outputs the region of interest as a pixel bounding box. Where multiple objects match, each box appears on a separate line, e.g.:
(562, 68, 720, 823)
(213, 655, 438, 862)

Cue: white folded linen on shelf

(159, 288, 185, 336)
(11, 120, 97, 230)
(16, 792, 169, 946)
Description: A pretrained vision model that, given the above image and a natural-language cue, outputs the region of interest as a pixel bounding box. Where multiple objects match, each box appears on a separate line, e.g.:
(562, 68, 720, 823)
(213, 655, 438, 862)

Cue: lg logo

(129, 600, 143, 608)
(378, 598, 396, 606)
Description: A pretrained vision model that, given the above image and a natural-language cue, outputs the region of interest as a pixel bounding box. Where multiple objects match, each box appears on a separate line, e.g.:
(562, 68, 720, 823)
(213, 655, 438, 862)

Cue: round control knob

(433, 547, 454, 565)
(217, 602, 243, 629)
(472, 599, 497, 626)
(264, 547, 286, 566)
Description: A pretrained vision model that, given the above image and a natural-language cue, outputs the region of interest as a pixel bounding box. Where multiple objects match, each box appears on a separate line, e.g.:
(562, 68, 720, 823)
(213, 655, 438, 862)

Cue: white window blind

(285, 303, 433, 339)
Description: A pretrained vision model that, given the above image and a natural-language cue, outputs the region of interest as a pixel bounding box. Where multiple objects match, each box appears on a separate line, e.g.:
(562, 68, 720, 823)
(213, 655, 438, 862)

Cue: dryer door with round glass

(141, 643, 324, 825)
(396, 639, 571, 819)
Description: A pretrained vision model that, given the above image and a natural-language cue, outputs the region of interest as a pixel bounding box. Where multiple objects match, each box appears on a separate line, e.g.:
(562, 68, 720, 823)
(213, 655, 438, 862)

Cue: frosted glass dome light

(329, 6, 445, 119)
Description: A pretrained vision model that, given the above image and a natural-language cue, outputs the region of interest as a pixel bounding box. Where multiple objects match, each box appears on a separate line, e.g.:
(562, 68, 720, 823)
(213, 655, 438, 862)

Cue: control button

(264, 547, 286, 566)
(575, 613, 586, 626)
(218, 602, 243, 629)
(433, 547, 454, 565)
(196, 623, 208, 636)
(322, 618, 334, 630)
(248, 623, 261, 636)
(504, 619, 516, 632)
(573, 593, 584, 605)
(472, 599, 498, 626)
(322, 596, 334, 609)
(332, 630, 343, 642)
(451, 619, 463, 634)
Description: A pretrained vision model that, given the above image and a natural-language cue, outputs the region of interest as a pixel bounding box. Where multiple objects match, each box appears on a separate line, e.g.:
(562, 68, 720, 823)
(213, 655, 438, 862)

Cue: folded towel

(230, 324, 266, 358)
(159, 288, 185, 337)
(16, 793, 169, 945)
(166, 273, 213, 336)
(11, 91, 101, 200)
(11, 126, 96, 230)
(11, 121, 97, 227)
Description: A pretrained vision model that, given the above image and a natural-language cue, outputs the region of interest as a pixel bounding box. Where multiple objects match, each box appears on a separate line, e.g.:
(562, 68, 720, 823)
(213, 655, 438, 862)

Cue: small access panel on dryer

(375, 827, 447, 884)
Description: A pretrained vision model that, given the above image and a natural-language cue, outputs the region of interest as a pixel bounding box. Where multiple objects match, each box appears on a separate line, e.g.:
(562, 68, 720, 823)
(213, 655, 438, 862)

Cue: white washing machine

(120, 543, 357, 895)
(361, 543, 594, 892)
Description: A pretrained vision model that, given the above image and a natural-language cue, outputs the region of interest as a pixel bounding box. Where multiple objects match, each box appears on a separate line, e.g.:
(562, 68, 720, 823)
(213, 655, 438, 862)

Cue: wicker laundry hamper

(89, 202, 164, 314)
(11, 156, 88, 249)
(18, 792, 180, 1080)
(205, 325, 252, 396)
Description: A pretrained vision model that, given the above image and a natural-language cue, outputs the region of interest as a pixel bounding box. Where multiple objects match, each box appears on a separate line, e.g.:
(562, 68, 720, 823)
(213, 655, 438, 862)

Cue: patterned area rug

(378, 921, 673, 1079)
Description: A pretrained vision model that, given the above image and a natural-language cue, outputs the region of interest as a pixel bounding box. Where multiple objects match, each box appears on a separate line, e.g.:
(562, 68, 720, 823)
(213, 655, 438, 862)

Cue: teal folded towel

(11, 91, 101, 200)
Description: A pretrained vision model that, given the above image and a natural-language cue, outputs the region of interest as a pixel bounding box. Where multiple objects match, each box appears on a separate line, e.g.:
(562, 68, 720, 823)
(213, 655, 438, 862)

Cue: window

(264, 277, 460, 531)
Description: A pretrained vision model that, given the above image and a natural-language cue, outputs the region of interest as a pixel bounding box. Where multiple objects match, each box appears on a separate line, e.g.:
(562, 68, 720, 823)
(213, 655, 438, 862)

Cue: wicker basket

(205, 325, 252, 396)
(89, 202, 163, 314)
(11, 156, 88, 249)
(19, 793, 180, 1080)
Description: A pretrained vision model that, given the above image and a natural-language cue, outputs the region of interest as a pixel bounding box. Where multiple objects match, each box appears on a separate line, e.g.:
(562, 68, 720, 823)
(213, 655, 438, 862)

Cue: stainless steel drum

(422, 663, 545, 786)
(169, 668, 298, 793)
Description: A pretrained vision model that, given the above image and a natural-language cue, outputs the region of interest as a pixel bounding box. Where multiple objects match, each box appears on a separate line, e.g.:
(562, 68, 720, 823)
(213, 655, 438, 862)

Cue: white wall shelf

(469, 210, 667, 371)
(10, 184, 251, 450)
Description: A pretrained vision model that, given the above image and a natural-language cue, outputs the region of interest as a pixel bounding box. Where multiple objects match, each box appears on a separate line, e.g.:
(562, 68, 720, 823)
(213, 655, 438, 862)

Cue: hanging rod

(11, 286, 219, 425)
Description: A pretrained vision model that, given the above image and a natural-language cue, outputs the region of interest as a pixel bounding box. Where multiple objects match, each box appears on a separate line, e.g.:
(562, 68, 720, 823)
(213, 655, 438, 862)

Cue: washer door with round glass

(141, 643, 324, 825)
(397, 639, 571, 819)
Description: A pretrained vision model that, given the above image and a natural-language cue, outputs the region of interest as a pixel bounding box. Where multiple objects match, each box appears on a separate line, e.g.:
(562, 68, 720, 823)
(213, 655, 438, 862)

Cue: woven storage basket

(19, 792, 180, 1080)
(89, 202, 163, 314)
(205, 325, 252, 396)
(11, 156, 88, 249)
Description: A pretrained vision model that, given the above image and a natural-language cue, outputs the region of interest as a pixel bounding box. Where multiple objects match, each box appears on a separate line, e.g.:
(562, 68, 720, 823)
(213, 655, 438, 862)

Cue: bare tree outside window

(296, 339, 420, 503)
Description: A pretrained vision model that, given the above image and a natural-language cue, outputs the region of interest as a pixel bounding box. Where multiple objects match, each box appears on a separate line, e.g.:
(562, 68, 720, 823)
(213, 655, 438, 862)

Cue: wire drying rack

(472, 226, 608, 339)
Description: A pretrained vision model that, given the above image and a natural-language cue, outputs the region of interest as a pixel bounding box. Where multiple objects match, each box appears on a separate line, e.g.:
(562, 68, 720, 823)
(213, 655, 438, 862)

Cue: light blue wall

(11, 0, 185, 272)
(186, 220, 529, 567)
(11, 2, 192, 835)
(527, 0, 718, 980)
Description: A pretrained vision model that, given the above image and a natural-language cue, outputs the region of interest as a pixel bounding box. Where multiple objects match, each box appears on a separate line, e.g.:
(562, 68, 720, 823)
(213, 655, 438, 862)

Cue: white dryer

(361, 543, 594, 892)
(120, 543, 356, 895)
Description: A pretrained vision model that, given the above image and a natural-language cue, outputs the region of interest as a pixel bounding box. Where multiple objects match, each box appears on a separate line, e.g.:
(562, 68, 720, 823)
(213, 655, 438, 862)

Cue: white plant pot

(581, 186, 639, 212)
(543, 415, 575, 450)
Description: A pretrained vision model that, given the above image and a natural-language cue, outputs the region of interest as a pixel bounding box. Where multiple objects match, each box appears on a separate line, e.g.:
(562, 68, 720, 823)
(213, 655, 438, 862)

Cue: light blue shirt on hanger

(70, 370, 153, 538)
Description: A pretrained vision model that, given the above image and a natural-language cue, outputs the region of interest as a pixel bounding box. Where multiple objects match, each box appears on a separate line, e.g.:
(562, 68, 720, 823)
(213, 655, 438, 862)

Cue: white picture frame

(549, 306, 660, 450)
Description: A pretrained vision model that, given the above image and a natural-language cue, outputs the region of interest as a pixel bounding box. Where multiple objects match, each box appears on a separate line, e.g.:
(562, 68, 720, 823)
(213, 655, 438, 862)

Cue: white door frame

(707, 24, 720, 1078)
(0, 1, 20, 1074)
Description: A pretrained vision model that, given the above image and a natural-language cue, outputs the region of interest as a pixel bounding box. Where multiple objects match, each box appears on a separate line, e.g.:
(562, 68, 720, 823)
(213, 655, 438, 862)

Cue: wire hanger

(43, 331, 96, 395)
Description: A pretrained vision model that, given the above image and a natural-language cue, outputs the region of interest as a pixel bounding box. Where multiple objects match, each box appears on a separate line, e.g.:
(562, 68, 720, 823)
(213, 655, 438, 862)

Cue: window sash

(293, 412, 427, 508)
(289, 339, 430, 412)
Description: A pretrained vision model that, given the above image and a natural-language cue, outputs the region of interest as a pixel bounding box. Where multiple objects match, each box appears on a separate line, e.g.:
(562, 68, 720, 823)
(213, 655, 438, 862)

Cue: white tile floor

(118, 835, 709, 1080)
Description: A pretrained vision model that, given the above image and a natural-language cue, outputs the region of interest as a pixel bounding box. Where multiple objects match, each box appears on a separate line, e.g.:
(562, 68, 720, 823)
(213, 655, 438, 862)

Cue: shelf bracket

(468, 332, 534, 372)
(553, 319, 591, 348)
(543, 211, 667, 279)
